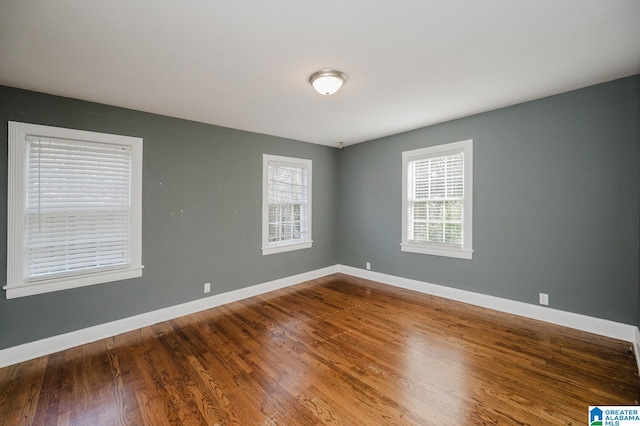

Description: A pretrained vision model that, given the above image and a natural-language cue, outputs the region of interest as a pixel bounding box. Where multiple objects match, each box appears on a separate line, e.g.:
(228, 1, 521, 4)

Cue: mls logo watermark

(590, 406, 640, 425)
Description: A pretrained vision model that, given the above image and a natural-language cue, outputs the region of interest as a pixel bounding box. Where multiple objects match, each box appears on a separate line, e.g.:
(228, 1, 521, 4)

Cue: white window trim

(5, 121, 143, 299)
(401, 139, 473, 260)
(262, 154, 312, 255)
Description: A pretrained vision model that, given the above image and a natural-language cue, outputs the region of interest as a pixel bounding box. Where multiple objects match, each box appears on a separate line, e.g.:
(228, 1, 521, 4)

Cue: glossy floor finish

(1, 274, 639, 425)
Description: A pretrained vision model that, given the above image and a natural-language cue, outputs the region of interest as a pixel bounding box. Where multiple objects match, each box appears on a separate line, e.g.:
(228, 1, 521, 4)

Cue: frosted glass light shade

(309, 69, 346, 95)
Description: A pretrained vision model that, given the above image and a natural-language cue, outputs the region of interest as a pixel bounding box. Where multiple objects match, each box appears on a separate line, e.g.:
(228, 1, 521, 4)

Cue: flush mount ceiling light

(309, 69, 347, 95)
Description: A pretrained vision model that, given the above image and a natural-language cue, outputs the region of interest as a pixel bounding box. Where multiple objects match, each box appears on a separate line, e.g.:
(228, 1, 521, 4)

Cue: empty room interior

(1, 1, 640, 424)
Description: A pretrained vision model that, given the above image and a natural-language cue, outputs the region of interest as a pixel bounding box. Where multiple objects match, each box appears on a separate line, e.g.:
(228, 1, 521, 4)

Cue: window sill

(401, 243, 473, 260)
(4, 266, 144, 299)
(262, 241, 312, 256)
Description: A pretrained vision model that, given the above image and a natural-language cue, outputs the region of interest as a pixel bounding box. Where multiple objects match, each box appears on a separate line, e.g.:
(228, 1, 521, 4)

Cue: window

(5, 122, 143, 298)
(262, 154, 312, 255)
(401, 139, 473, 259)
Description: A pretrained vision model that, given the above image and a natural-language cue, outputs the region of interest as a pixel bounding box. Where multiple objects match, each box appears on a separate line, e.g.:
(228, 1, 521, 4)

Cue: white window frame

(401, 139, 473, 259)
(5, 121, 143, 299)
(262, 154, 312, 255)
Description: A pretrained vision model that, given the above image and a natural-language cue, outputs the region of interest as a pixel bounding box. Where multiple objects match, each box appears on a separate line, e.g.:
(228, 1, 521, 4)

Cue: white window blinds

(408, 151, 464, 246)
(26, 137, 133, 280)
(6, 121, 143, 298)
(262, 154, 312, 255)
(268, 163, 309, 244)
(401, 139, 473, 259)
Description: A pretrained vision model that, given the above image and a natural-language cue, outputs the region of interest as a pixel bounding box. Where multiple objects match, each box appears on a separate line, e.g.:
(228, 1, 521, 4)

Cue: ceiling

(1, 1, 639, 147)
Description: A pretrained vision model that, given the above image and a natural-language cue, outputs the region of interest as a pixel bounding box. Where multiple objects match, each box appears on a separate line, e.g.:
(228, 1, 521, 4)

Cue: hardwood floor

(1, 274, 639, 425)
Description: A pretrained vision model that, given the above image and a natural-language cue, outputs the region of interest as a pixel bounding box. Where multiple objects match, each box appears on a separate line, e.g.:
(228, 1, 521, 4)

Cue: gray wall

(338, 75, 640, 325)
(1, 75, 639, 350)
(0, 86, 339, 350)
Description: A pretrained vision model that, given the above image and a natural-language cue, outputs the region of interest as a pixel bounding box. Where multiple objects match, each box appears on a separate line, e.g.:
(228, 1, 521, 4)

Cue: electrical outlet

(539, 293, 549, 306)
(366, 262, 371, 270)
(204, 283, 211, 293)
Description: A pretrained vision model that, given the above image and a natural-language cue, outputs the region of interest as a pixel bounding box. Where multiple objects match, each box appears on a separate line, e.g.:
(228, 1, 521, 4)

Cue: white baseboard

(3, 263, 639, 374)
(0, 265, 338, 368)
(337, 265, 639, 344)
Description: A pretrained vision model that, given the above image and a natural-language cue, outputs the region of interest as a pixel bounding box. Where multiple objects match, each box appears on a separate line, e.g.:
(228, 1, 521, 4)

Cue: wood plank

(0, 356, 47, 425)
(1, 274, 638, 425)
